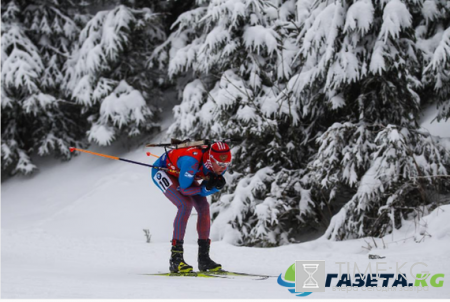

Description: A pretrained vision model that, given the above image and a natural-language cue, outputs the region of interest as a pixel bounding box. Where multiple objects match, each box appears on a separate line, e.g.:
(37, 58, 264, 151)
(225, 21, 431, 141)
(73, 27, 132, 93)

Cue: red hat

(209, 142, 232, 163)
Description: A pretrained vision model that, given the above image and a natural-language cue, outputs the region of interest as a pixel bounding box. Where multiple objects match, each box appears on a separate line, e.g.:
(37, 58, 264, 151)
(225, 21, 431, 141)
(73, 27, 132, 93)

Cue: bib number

(154, 171, 173, 193)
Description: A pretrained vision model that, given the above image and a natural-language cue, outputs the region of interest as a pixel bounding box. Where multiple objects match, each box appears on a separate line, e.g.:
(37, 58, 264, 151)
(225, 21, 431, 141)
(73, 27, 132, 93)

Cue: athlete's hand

(214, 175, 226, 190)
(204, 175, 217, 190)
(204, 174, 226, 190)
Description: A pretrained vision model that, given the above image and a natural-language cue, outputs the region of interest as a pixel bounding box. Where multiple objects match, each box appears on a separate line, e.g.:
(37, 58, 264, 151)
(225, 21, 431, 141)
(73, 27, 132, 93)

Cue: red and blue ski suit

(152, 147, 226, 241)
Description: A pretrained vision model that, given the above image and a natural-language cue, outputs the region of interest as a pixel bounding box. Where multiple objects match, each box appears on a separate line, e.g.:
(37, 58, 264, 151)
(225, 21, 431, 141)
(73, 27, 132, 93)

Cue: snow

(92, 78, 116, 102)
(260, 87, 279, 115)
(326, 47, 360, 88)
(296, 0, 314, 25)
(168, 37, 202, 77)
(420, 206, 450, 240)
(370, 40, 387, 75)
(286, 67, 319, 98)
(243, 25, 280, 55)
(379, 0, 412, 42)
(99, 80, 148, 127)
(201, 26, 230, 53)
(277, 39, 297, 79)
(324, 1, 345, 64)
(421, 0, 440, 22)
(22, 93, 56, 115)
(236, 105, 257, 122)
(279, 0, 295, 22)
(1, 27, 43, 92)
(355, 157, 384, 204)
(420, 104, 450, 138)
(171, 7, 207, 31)
(206, 0, 247, 24)
(72, 75, 93, 105)
(298, 187, 314, 214)
(344, 0, 374, 35)
(429, 27, 450, 72)
(329, 92, 346, 110)
(302, 2, 335, 54)
(2, 115, 450, 298)
(87, 124, 115, 146)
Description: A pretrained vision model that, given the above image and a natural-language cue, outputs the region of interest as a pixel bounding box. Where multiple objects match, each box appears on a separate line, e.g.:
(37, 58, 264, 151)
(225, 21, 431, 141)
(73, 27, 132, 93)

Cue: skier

(151, 141, 232, 273)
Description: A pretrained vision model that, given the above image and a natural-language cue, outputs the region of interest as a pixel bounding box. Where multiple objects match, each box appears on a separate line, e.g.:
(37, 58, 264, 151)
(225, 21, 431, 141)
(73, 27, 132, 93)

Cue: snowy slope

(420, 104, 450, 138)
(2, 111, 450, 299)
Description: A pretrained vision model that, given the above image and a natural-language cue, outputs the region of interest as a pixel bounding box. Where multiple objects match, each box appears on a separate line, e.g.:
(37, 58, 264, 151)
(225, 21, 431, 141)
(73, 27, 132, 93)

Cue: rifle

(146, 138, 239, 149)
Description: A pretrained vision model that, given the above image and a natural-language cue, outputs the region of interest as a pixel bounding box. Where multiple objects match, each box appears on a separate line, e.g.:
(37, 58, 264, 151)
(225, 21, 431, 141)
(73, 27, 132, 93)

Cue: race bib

(154, 171, 173, 193)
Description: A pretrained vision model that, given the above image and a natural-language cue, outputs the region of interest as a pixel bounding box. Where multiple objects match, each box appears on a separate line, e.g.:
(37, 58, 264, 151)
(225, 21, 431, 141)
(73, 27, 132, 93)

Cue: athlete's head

(209, 142, 232, 174)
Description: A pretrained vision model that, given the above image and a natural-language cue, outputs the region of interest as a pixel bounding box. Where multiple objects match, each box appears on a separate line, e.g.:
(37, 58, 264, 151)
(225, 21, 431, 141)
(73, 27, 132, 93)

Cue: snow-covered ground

(420, 104, 450, 139)
(2, 110, 450, 299)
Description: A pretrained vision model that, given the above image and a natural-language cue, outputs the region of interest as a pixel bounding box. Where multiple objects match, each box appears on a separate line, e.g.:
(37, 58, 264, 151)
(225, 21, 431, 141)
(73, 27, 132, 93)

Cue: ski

(202, 270, 273, 280)
(143, 270, 273, 280)
(142, 271, 224, 278)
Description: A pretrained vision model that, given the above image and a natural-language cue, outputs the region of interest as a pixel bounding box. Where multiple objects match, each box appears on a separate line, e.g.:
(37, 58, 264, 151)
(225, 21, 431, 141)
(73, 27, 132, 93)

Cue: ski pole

(69, 147, 179, 174)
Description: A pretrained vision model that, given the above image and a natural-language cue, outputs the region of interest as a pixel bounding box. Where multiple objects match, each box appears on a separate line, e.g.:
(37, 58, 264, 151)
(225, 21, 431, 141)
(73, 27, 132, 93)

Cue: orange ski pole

(69, 147, 178, 174)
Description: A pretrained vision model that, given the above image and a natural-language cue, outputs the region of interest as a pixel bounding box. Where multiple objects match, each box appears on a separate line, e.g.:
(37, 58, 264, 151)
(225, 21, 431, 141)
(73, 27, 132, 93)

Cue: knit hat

(209, 142, 232, 164)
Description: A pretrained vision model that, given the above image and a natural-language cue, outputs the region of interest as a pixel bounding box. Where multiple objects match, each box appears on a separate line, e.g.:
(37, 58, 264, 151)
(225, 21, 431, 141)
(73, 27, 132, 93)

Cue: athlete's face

(211, 160, 227, 174)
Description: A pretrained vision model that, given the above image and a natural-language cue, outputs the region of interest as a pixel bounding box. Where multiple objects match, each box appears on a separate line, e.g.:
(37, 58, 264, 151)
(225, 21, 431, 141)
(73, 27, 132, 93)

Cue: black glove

(214, 175, 226, 190)
(204, 174, 226, 190)
(203, 176, 216, 191)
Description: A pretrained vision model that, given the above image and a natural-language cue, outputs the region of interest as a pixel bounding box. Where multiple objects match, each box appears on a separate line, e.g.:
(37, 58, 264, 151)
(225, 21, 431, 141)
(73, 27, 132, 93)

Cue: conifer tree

(163, 0, 450, 245)
(292, 0, 450, 240)
(419, 0, 450, 121)
(1, 0, 87, 177)
(157, 0, 311, 245)
(64, 4, 166, 145)
(2, 1, 168, 177)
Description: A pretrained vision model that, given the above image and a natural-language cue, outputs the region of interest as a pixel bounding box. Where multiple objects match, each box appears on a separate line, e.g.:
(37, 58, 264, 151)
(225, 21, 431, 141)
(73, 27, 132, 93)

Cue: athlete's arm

(177, 156, 199, 190)
(178, 184, 219, 196)
(177, 155, 224, 196)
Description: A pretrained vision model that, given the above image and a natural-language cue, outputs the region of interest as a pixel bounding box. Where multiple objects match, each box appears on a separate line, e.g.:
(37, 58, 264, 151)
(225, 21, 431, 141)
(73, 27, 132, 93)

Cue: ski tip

(146, 152, 151, 156)
(69, 147, 76, 153)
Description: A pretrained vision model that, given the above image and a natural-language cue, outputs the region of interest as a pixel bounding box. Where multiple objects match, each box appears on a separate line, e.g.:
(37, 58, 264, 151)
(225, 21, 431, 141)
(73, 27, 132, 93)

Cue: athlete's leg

(152, 170, 193, 241)
(167, 188, 193, 240)
(191, 195, 211, 240)
(191, 195, 221, 271)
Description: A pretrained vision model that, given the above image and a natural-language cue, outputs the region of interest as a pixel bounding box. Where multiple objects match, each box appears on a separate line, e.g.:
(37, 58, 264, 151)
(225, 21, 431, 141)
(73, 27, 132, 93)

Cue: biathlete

(151, 141, 232, 273)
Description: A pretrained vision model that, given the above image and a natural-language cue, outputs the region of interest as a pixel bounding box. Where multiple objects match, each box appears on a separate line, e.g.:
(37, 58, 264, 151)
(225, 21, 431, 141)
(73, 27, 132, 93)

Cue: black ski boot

(169, 240, 193, 273)
(198, 239, 222, 272)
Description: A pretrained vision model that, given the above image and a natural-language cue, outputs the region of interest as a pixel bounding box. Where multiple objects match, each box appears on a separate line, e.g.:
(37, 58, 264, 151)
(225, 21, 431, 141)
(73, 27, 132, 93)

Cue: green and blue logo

(277, 264, 312, 297)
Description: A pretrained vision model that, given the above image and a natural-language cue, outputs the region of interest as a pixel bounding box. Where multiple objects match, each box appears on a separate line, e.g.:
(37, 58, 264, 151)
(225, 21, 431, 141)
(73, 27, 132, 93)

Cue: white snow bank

(419, 205, 450, 240)
(420, 104, 450, 138)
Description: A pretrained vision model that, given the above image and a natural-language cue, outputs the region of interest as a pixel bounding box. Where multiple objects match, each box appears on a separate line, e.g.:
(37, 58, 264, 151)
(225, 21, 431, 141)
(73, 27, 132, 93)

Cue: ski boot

(198, 239, 222, 272)
(169, 239, 193, 273)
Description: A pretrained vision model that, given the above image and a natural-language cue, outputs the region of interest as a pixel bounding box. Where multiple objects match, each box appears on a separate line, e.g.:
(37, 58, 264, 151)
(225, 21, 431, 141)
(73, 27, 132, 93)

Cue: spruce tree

(419, 0, 450, 121)
(156, 0, 312, 246)
(162, 0, 450, 245)
(1, 0, 87, 177)
(288, 0, 450, 240)
(2, 1, 168, 177)
(64, 4, 166, 145)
